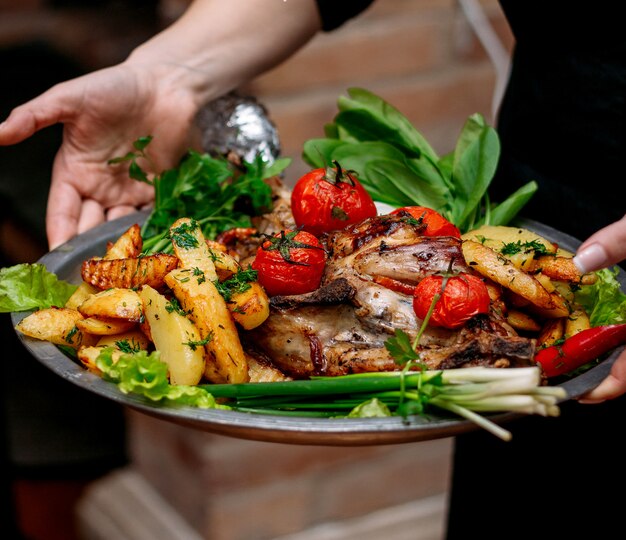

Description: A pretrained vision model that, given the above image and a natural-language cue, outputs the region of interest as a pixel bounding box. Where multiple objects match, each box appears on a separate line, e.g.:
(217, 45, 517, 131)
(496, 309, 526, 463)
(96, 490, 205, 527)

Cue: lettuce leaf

(0, 263, 77, 312)
(574, 267, 626, 326)
(95, 348, 224, 409)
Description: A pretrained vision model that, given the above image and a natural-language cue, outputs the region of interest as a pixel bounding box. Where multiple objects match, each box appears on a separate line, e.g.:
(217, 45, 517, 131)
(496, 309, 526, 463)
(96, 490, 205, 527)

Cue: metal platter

(10, 212, 625, 446)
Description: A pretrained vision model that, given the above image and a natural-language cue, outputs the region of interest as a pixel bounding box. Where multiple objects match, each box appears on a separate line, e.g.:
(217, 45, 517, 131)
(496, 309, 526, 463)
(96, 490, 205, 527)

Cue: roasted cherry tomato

(291, 160, 377, 237)
(251, 229, 327, 296)
(390, 206, 461, 238)
(413, 273, 490, 329)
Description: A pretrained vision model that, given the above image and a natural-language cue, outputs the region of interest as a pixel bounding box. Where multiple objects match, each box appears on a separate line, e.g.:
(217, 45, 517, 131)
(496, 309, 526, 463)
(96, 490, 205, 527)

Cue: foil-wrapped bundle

(195, 92, 281, 165)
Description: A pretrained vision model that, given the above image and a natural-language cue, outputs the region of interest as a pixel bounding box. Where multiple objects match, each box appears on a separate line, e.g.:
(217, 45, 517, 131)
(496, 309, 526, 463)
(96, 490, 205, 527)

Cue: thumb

(573, 214, 626, 273)
(0, 83, 75, 145)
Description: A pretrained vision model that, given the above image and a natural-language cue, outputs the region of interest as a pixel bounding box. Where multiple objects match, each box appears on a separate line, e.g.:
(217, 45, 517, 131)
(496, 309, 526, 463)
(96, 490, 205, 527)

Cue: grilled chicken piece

(246, 214, 536, 377)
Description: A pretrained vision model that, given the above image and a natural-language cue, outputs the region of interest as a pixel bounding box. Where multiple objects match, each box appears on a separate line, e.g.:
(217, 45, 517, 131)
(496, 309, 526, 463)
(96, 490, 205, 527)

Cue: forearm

(126, 0, 322, 106)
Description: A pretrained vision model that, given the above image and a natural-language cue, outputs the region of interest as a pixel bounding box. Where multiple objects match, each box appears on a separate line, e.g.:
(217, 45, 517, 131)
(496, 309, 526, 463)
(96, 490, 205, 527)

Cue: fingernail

(573, 243, 608, 273)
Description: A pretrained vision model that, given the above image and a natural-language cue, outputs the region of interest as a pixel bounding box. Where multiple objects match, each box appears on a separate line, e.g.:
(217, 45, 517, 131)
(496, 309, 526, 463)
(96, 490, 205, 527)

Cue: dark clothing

(315, 0, 375, 31)
(316, 1, 626, 538)
(492, 0, 625, 239)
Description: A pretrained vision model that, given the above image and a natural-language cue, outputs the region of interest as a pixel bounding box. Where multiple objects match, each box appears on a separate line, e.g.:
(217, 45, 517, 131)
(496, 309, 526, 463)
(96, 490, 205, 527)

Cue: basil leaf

(364, 159, 449, 210)
(339, 87, 440, 163)
(451, 114, 500, 227)
(302, 138, 346, 168)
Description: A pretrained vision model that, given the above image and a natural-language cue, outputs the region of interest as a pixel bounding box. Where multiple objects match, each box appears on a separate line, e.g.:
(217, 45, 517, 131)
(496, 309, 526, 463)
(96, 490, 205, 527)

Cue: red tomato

(413, 273, 490, 329)
(390, 206, 461, 238)
(251, 229, 327, 296)
(291, 161, 377, 237)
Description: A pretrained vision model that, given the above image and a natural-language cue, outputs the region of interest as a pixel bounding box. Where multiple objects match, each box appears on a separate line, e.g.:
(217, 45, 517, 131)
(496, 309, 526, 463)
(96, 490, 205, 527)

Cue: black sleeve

(315, 0, 376, 31)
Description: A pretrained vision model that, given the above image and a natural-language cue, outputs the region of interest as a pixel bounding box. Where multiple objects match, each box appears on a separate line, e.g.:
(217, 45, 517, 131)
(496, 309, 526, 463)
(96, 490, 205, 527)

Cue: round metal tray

(10, 212, 625, 446)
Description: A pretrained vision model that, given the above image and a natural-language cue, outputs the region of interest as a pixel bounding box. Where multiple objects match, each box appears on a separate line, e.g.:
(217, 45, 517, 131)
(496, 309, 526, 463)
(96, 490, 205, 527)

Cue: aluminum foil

(195, 92, 281, 164)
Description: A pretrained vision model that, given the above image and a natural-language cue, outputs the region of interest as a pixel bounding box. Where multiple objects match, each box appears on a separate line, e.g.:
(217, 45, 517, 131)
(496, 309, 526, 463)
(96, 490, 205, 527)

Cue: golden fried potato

(247, 354, 291, 382)
(205, 240, 241, 280)
(169, 218, 219, 280)
(81, 253, 179, 290)
(228, 281, 270, 330)
(104, 223, 143, 259)
(166, 267, 248, 384)
(76, 316, 136, 336)
(15, 307, 97, 349)
(139, 285, 205, 385)
(506, 309, 542, 333)
(564, 307, 591, 338)
(462, 240, 555, 310)
(462, 225, 557, 271)
(65, 282, 98, 310)
(78, 346, 123, 374)
(96, 329, 151, 351)
(537, 318, 565, 348)
(531, 255, 586, 283)
(78, 288, 143, 322)
(66, 224, 144, 308)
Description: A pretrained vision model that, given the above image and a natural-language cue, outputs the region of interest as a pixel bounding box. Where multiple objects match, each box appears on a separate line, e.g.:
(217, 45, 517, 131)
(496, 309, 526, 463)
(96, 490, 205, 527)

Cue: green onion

(204, 366, 566, 441)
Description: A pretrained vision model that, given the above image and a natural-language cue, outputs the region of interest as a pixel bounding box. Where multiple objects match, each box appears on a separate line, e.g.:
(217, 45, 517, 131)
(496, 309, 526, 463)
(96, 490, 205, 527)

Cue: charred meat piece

(246, 213, 536, 377)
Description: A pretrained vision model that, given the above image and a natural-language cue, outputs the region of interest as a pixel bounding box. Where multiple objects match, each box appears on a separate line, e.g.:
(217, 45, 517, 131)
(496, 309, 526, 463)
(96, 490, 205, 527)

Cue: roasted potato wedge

(462, 225, 557, 271)
(462, 240, 556, 310)
(564, 307, 591, 338)
(105, 223, 143, 259)
(139, 285, 205, 385)
(536, 318, 565, 348)
(166, 267, 248, 384)
(228, 281, 270, 330)
(76, 316, 136, 336)
(81, 253, 179, 290)
(169, 218, 219, 280)
(531, 255, 590, 284)
(506, 309, 542, 333)
(247, 354, 291, 382)
(78, 288, 143, 322)
(15, 307, 97, 349)
(96, 329, 151, 351)
(65, 282, 98, 310)
(78, 346, 123, 374)
(67, 224, 144, 308)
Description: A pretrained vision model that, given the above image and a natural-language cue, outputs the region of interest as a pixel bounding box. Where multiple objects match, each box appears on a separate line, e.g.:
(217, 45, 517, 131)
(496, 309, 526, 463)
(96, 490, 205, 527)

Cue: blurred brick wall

(245, 0, 514, 184)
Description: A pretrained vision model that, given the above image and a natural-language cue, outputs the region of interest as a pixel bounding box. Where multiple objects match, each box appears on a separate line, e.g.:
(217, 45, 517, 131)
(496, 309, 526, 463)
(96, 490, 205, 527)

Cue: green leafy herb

(115, 339, 142, 354)
(183, 336, 212, 351)
(0, 263, 77, 312)
(302, 87, 537, 233)
(109, 138, 291, 254)
(500, 239, 552, 257)
(213, 268, 258, 303)
(165, 297, 188, 316)
(107, 135, 154, 184)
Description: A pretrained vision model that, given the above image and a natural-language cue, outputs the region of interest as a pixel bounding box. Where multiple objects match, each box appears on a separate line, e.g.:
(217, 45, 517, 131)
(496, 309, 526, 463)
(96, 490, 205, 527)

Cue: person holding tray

(1, 0, 624, 538)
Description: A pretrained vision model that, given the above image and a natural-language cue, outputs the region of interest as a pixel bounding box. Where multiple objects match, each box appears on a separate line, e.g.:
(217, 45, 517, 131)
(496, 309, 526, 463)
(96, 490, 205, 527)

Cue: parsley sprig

(109, 137, 291, 254)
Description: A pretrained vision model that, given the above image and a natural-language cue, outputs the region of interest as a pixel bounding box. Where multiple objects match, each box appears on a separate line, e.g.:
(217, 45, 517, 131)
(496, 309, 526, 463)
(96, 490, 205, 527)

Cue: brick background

(128, 412, 453, 540)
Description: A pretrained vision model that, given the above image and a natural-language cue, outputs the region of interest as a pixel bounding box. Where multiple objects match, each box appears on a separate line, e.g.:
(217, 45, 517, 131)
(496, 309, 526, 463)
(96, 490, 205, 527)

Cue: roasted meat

(246, 214, 536, 378)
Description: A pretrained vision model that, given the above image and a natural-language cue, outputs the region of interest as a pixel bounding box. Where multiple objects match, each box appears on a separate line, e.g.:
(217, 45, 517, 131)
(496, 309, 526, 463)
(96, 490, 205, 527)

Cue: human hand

(0, 0, 321, 250)
(0, 62, 199, 249)
(573, 214, 626, 403)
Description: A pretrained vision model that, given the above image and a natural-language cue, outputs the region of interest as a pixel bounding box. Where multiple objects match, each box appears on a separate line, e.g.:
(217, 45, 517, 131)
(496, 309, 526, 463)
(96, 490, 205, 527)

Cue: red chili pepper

(535, 323, 626, 378)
